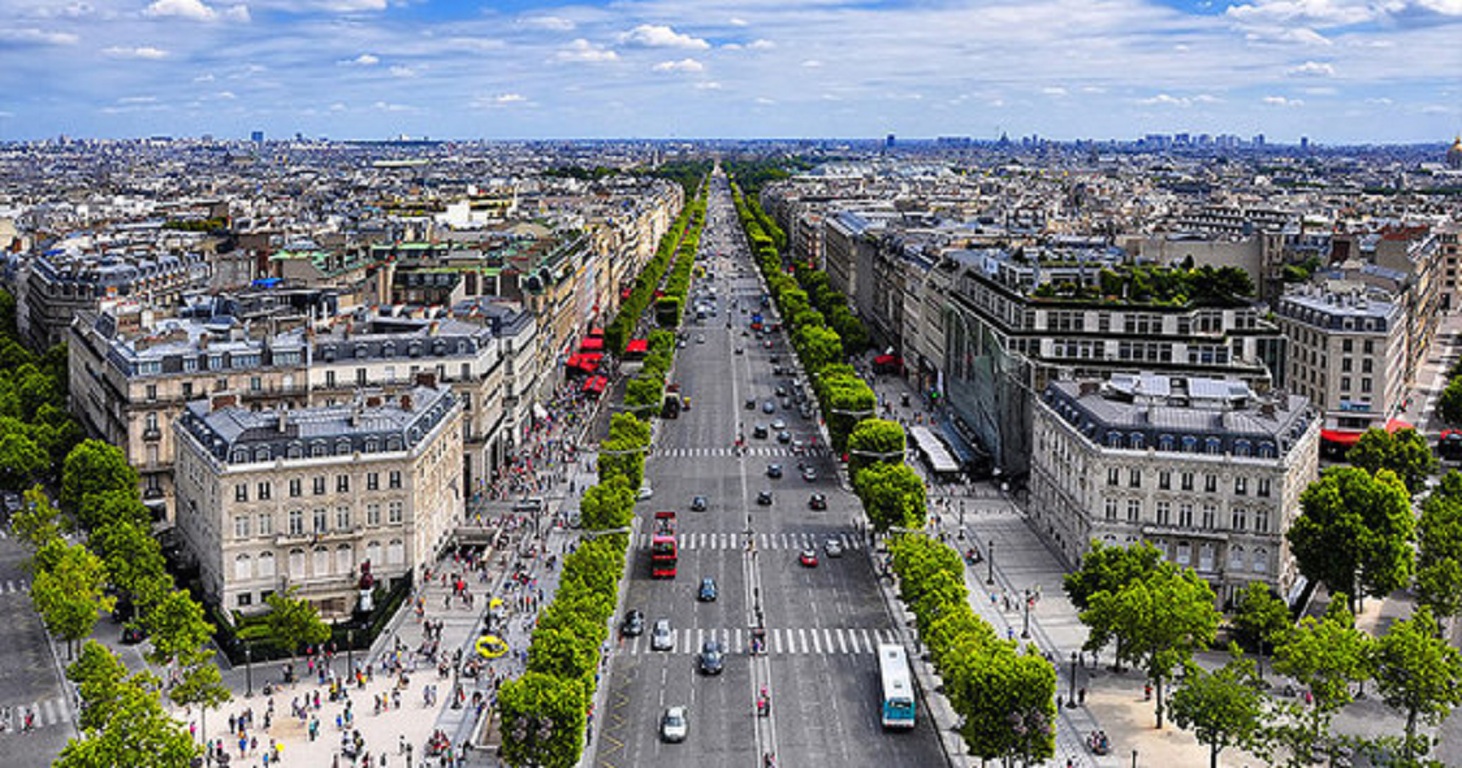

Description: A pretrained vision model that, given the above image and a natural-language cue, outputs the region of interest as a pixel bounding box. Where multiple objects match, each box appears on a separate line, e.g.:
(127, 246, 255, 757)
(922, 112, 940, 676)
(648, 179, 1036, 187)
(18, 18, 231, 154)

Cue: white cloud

(1244, 26, 1333, 45)
(0, 28, 79, 46)
(520, 15, 575, 31)
(652, 58, 705, 73)
(104, 46, 169, 59)
(694, 81, 723, 90)
(754, 96, 776, 105)
(329, 102, 347, 111)
(618, 24, 709, 50)
(117, 96, 157, 104)
(1263, 95, 1304, 106)
(746, 39, 775, 50)
(389, 65, 418, 78)
(555, 39, 618, 63)
(372, 100, 416, 112)
(495, 93, 525, 104)
(1136, 93, 1221, 107)
(801, 59, 822, 68)
(729, 17, 748, 26)
(1287, 60, 1335, 77)
(1041, 86, 1068, 97)
(341, 53, 379, 66)
(193, 73, 214, 82)
(215, 90, 236, 99)
(1228, 0, 1462, 28)
(143, 0, 249, 22)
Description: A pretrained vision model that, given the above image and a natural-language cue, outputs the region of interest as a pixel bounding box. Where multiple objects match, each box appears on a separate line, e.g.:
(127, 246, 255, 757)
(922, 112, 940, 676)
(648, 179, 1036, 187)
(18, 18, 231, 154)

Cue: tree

(578, 476, 634, 531)
(1438, 378, 1462, 426)
(1271, 599, 1374, 764)
(1233, 582, 1291, 682)
(1063, 539, 1164, 611)
(1169, 650, 1269, 768)
(1081, 562, 1220, 728)
(77, 489, 151, 532)
(10, 483, 63, 552)
(597, 438, 645, 491)
(67, 640, 132, 732)
(1289, 467, 1415, 615)
(0, 431, 48, 492)
(60, 439, 139, 518)
(90, 518, 171, 617)
(1373, 606, 1462, 763)
(1416, 491, 1462, 625)
(31, 541, 115, 659)
(56, 673, 198, 768)
(1347, 427, 1438, 495)
(846, 418, 905, 479)
(795, 324, 843, 373)
(951, 641, 1057, 764)
(498, 671, 587, 768)
(853, 461, 927, 533)
(263, 588, 330, 660)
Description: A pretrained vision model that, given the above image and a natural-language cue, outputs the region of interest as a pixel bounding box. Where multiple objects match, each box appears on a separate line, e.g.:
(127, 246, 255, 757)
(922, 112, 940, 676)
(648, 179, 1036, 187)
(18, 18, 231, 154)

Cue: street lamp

(1067, 651, 1079, 708)
(244, 643, 253, 698)
(347, 628, 354, 680)
(1132, 749, 1138, 768)
(986, 540, 995, 585)
(1021, 588, 1031, 639)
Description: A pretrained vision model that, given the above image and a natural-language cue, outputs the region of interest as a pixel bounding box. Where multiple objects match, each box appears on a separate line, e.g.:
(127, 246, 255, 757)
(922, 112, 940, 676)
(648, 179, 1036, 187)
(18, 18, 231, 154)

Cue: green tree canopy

(1289, 467, 1415, 614)
(578, 476, 634, 531)
(1438, 378, 1462, 427)
(90, 517, 171, 616)
(31, 540, 115, 658)
(497, 671, 588, 768)
(1416, 489, 1462, 624)
(0, 431, 48, 492)
(11, 484, 64, 552)
(1169, 650, 1270, 768)
(1232, 582, 1291, 680)
(853, 461, 927, 533)
(1063, 539, 1164, 612)
(1272, 598, 1374, 762)
(1347, 427, 1438, 495)
(846, 418, 906, 479)
(264, 587, 330, 658)
(61, 439, 140, 520)
(1373, 606, 1462, 762)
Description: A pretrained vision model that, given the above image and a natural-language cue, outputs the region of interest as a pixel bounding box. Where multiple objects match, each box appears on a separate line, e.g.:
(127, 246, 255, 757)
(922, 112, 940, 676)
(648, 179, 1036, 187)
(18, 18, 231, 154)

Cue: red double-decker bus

(650, 510, 678, 578)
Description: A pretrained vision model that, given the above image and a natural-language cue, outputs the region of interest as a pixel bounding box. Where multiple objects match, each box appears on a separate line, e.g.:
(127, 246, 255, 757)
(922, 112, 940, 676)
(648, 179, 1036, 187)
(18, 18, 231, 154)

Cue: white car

(637, 485, 654, 501)
(660, 706, 689, 742)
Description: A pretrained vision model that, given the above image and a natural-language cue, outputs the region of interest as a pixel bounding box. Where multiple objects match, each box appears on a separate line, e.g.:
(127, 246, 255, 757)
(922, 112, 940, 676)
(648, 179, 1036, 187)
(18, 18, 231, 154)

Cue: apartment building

(1029, 375, 1320, 606)
(173, 383, 462, 616)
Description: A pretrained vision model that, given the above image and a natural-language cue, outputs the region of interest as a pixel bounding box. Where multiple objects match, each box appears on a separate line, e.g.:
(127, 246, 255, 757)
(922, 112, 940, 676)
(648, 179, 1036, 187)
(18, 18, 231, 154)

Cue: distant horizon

(2, 1, 1457, 143)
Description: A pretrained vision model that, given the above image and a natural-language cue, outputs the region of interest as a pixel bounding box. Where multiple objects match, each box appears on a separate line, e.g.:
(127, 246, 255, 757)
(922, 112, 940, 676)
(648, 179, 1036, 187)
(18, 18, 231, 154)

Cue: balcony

(143, 427, 162, 441)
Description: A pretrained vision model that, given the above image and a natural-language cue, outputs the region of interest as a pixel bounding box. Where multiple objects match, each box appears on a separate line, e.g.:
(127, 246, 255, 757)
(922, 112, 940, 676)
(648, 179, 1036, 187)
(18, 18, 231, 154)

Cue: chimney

(199, 332, 210, 350)
(1078, 381, 1100, 397)
(366, 395, 383, 408)
(211, 393, 237, 411)
(415, 371, 437, 389)
(277, 410, 288, 433)
(400, 394, 414, 412)
(1260, 402, 1276, 419)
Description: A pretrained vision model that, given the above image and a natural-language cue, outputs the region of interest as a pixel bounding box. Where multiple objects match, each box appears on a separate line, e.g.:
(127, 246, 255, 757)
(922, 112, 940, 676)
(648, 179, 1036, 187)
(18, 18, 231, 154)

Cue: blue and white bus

(877, 642, 917, 729)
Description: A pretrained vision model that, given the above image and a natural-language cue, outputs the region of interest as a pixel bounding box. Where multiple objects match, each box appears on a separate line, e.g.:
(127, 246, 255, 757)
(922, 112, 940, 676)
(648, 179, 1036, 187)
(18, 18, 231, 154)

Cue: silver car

(660, 706, 689, 742)
(651, 618, 673, 651)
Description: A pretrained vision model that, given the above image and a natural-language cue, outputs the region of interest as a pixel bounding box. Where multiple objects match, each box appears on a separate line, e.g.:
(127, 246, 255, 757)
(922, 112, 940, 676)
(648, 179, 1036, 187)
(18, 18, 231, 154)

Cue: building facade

(1029, 375, 1320, 606)
(172, 383, 463, 616)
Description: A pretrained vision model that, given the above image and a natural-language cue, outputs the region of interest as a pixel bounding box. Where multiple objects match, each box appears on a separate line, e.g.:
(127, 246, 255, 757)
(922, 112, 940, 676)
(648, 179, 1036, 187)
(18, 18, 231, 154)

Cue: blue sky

(0, 0, 1457, 143)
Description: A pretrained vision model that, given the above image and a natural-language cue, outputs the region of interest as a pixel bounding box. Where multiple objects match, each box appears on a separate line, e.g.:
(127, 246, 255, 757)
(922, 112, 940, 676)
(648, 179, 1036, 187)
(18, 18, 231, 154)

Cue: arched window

(1205, 437, 1223, 455)
(364, 438, 379, 454)
(232, 449, 249, 463)
(234, 554, 253, 581)
(366, 541, 381, 565)
(313, 546, 330, 576)
(1129, 432, 1145, 450)
(311, 441, 328, 457)
(1233, 439, 1252, 458)
(1258, 442, 1277, 459)
(1228, 545, 1246, 571)
(1158, 434, 1176, 452)
(287, 442, 303, 459)
(1181, 435, 1198, 453)
(288, 548, 306, 578)
(1253, 548, 1269, 573)
(387, 436, 404, 451)
(387, 538, 405, 565)
(254, 446, 271, 462)
(1106, 431, 1123, 448)
(335, 438, 352, 456)
(335, 544, 353, 574)
(257, 552, 276, 579)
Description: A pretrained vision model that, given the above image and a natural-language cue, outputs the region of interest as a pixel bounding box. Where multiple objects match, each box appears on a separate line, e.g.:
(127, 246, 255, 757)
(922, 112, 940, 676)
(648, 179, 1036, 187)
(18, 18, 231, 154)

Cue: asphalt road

(590, 173, 946, 768)
(0, 528, 78, 765)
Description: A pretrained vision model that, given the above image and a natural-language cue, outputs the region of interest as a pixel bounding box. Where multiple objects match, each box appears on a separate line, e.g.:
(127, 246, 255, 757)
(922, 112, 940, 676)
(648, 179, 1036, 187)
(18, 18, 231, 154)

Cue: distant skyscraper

(250, 130, 264, 144)
(1252, 133, 1266, 147)
(1300, 136, 1310, 151)
(885, 133, 895, 149)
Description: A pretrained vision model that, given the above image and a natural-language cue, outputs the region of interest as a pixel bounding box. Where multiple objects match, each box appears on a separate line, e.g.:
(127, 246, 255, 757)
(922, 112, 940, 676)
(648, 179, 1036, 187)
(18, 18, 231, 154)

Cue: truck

(750, 312, 764, 332)
(650, 510, 678, 578)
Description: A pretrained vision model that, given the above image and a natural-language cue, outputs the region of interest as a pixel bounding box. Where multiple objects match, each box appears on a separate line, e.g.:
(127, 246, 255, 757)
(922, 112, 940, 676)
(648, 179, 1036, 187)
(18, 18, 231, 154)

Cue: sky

(0, 0, 1458, 143)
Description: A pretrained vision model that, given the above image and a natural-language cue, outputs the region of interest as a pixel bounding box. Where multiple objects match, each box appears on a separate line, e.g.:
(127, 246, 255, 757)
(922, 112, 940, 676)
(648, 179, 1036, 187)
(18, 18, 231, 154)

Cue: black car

(698, 640, 725, 675)
(698, 577, 718, 602)
(691, 496, 708, 512)
(762, 401, 776, 414)
(752, 424, 768, 439)
(757, 490, 773, 506)
(777, 430, 792, 444)
(774, 386, 787, 397)
(745, 397, 757, 410)
(809, 493, 827, 510)
(621, 609, 646, 637)
(766, 463, 783, 479)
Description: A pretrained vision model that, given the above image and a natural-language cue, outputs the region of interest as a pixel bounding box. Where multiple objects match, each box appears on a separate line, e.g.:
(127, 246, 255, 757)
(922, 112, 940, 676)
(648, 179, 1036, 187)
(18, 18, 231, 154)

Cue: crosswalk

(0, 697, 71, 733)
(622, 625, 901, 657)
(653, 445, 828, 459)
(636, 530, 861, 553)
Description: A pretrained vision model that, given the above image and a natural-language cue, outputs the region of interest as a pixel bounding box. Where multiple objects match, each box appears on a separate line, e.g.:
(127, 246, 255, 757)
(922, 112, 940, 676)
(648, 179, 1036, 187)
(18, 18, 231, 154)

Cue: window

(1104, 498, 1118, 521)
(1228, 545, 1246, 571)
(1234, 477, 1247, 496)
(1201, 503, 1217, 530)
(388, 501, 404, 524)
(146, 412, 159, 433)
(1204, 474, 1218, 494)
(235, 483, 248, 502)
(1253, 548, 1269, 573)
(1232, 508, 1248, 531)
(1341, 357, 1353, 373)
(146, 384, 157, 401)
(389, 471, 402, 490)
(288, 510, 304, 536)
(1156, 501, 1172, 526)
(367, 503, 381, 526)
(237, 593, 253, 608)
(335, 545, 353, 574)
(235, 554, 252, 580)
(1128, 469, 1141, 488)
(313, 509, 328, 534)
(1176, 541, 1191, 565)
(215, 377, 228, 392)
(313, 477, 326, 495)
(336, 475, 350, 493)
(182, 382, 194, 399)
(335, 506, 351, 530)
(1181, 472, 1194, 492)
(258, 513, 274, 536)
(1341, 376, 1351, 392)
(234, 515, 251, 539)
(326, 371, 336, 388)
(356, 368, 367, 386)
(1362, 358, 1373, 374)
(1107, 468, 1120, 487)
(289, 478, 302, 498)
(1255, 509, 1271, 533)
(1126, 499, 1141, 523)
(1158, 470, 1171, 490)
(288, 548, 305, 578)
(1342, 339, 1353, 353)
(250, 376, 261, 392)
(1363, 340, 1374, 354)
(1361, 377, 1372, 393)
(387, 538, 405, 565)
(367, 472, 379, 491)
(257, 551, 276, 578)
(1179, 503, 1194, 528)
(257, 481, 271, 501)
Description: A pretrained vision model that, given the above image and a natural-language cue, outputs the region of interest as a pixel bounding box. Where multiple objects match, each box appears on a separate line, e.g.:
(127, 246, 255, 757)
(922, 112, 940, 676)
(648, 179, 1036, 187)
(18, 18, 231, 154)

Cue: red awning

(874, 354, 902, 367)
(588, 327, 605, 338)
(1386, 418, 1413, 434)
(1320, 429, 1364, 447)
(626, 338, 649, 354)
(582, 375, 608, 394)
(565, 354, 600, 373)
(579, 337, 604, 352)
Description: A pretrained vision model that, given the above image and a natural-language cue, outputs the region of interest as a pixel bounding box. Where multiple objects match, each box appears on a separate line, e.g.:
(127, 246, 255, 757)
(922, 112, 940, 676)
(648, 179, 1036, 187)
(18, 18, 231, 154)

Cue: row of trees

(0, 289, 85, 499)
(729, 168, 1060, 762)
(602, 193, 701, 357)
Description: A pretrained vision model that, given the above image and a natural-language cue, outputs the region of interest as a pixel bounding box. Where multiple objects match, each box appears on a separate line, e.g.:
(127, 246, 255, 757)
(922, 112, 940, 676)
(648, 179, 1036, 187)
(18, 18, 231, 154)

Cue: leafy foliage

(1373, 606, 1462, 761)
(1416, 482, 1462, 622)
(1289, 466, 1415, 613)
(1169, 650, 1269, 768)
(853, 462, 927, 533)
(61, 439, 140, 519)
(846, 418, 905, 478)
(264, 587, 330, 657)
(1346, 427, 1437, 495)
(31, 540, 115, 658)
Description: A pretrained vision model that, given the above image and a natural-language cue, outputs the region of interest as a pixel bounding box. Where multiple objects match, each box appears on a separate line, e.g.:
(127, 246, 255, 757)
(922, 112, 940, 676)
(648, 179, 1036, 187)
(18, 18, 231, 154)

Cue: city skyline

(0, 0, 1458, 143)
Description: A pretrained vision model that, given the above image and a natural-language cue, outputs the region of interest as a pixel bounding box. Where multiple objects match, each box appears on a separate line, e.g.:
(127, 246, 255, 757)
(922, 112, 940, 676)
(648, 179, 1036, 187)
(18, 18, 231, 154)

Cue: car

(752, 424, 768, 439)
(766, 463, 783, 479)
(769, 356, 779, 365)
(745, 397, 757, 410)
(764, 340, 774, 349)
(799, 548, 819, 567)
(825, 538, 845, 558)
(120, 625, 148, 645)
(762, 401, 776, 414)
(691, 495, 708, 512)
(809, 492, 827, 510)
(791, 438, 806, 452)
(772, 365, 785, 376)
(801, 466, 818, 482)
(678, 340, 687, 349)
(777, 430, 792, 444)
(698, 577, 718, 602)
(774, 385, 787, 397)
(637, 485, 654, 501)
(660, 706, 689, 742)
(735, 347, 744, 355)
(651, 619, 674, 651)
(757, 490, 774, 506)
(621, 609, 646, 637)
(698, 640, 725, 675)
(799, 406, 814, 420)
(771, 419, 787, 431)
